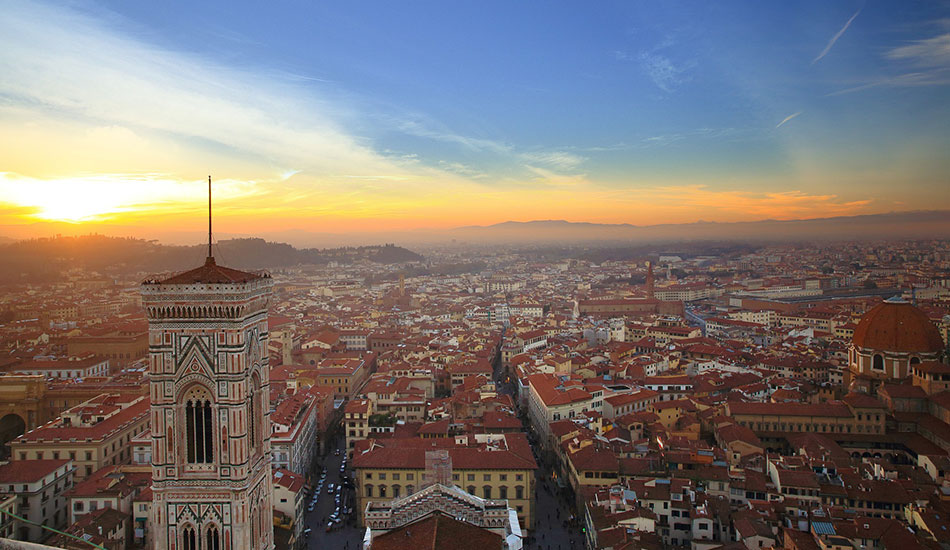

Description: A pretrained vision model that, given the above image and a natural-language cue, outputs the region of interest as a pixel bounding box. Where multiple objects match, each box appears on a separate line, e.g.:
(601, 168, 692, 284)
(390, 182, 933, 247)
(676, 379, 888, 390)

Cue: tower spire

(208, 175, 213, 262)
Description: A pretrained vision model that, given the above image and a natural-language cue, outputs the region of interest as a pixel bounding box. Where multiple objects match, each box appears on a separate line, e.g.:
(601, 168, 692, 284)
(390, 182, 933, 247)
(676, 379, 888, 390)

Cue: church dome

(852, 297, 944, 354)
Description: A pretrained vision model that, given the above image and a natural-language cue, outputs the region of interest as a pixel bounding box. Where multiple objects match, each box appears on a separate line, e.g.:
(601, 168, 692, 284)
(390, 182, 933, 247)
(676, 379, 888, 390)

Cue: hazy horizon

(4, 209, 949, 249)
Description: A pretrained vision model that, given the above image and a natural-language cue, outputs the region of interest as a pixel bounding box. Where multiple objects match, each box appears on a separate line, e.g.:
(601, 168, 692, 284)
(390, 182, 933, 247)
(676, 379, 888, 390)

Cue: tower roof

(153, 256, 266, 285)
(852, 299, 944, 354)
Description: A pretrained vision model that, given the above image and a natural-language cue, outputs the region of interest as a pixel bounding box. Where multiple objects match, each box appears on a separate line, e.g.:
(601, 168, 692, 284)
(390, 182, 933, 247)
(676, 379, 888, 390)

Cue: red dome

(852, 299, 944, 354)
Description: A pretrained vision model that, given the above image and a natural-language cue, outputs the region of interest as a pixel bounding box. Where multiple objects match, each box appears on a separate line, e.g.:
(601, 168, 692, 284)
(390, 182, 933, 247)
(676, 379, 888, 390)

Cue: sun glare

(0, 173, 257, 224)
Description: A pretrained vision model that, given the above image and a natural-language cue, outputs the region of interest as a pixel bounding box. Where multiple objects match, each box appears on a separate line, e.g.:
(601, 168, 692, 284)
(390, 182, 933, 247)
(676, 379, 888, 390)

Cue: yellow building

(352, 433, 537, 530)
(725, 395, 885, 438)
(10, 394, 149, 481)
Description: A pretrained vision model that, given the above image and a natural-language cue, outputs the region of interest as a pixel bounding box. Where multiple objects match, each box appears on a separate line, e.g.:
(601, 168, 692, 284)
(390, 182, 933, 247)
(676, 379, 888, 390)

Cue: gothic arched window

(182, 525, 197, 550)
(250, 505, 257, 545)
(206, 526, 220, 550)
(183, 386, 214, 464)
(249, 374, 262, 456)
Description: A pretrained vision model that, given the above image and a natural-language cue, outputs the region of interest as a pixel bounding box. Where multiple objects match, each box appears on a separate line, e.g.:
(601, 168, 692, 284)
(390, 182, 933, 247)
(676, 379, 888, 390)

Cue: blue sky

(0, 0, 948, 240)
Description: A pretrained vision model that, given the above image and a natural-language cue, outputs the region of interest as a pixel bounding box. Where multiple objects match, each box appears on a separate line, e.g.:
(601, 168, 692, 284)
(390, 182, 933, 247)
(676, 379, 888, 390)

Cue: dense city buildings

(0, 238, 948, 548)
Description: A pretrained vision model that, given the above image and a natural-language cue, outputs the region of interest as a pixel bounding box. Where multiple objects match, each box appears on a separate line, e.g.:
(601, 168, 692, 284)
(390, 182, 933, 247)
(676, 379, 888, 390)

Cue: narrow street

(304, 356, 585, 549)
(305, 432, 363, 549)
(494, 361, 586, 550)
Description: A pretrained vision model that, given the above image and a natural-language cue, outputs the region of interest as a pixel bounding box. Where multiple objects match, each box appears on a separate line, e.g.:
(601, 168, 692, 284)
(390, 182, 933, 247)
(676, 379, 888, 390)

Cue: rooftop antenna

(207, 175, 213, 262)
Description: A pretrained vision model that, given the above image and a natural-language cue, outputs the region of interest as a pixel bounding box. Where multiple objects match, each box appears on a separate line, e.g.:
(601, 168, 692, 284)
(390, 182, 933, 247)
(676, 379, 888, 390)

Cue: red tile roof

(0, 459, 70, 483)
(273, 468, 305, 494)
(527, 373, 591, 406)
(152, 257, 265, 285)
(728, 401, 852, 418)
(852, 300, 944, 353)
(17, 398, 149, 442)
(371, 512, 503, 550)
(353, 434, 536, 471)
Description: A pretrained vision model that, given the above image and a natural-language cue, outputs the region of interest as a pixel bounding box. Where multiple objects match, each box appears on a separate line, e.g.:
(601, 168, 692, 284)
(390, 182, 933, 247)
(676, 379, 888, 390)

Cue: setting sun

(0, 172, 258, 224)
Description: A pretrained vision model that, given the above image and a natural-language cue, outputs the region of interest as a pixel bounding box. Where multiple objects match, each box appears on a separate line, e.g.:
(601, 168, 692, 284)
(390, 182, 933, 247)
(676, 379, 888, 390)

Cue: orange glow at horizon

(0, 170, 905, 242)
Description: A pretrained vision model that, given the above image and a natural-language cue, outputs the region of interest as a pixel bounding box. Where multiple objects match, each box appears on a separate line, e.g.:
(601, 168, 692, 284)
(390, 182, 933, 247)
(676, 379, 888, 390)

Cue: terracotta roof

(16, 398, 149, 442)
(878, 384, 927, 400)
(842, 392, 886, 409)
(728, 401, 852, 418)
(371, 512, 503, 550)
(0, 459, 70, 483)
(568, 445, 619, 472)
(915, 361, 950, 375)
(852, 300, 944, 354)
(353, 434, 536, 471)
(273, 468, 305, 493)
(152, 257, 265, 285)
(528, 373, 592, 407)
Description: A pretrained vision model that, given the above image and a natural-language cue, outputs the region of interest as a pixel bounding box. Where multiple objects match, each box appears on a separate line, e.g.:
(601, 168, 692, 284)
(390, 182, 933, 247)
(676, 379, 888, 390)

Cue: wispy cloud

(520, 151, 586, 171)
(776, 111, 803, 128)
(634, 185, 874, 219)
(885, 33, 950, 67)
(826, 70, 950, 96)
(570, 128, 748, 153)
(638, 51, 692, 92)
(0, 2, 457, 188)
(394, 119, 512, 155)
(826, 30, 950, 96)
(813, 9, 861, 64)
(437, 161, 490, 180)
(522, 165, 589, 187)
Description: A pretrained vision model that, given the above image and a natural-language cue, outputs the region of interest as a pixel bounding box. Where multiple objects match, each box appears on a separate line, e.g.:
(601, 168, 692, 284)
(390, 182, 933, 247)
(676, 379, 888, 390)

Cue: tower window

(184, 388, 214, 464)
(249, 375, 262, 455)
(206, 526, 220, 550)
(182, 526, 196, 550)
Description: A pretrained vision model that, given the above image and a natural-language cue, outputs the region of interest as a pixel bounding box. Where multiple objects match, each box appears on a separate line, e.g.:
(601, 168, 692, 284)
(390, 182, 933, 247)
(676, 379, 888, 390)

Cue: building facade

(142, 256, 275, 550)
(0, 459, 75, 542)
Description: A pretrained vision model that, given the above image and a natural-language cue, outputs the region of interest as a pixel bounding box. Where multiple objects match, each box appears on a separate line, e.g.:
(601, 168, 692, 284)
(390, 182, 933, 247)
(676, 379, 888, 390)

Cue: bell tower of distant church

(142, 177, 274, 550)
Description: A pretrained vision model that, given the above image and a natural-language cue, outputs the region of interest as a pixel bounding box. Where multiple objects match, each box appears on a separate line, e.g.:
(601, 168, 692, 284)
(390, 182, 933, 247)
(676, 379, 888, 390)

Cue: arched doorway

(0, 414, 26, 459)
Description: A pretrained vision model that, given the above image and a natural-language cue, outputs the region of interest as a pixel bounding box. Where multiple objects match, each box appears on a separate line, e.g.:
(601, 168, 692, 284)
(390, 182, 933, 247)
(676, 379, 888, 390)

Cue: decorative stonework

(143, 265, 275, 550)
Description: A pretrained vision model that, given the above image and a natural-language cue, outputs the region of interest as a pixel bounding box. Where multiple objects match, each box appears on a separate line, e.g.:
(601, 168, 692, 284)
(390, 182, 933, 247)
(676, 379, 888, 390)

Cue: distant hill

(0, 236, 424, 282)
(442, 210, 950, 244)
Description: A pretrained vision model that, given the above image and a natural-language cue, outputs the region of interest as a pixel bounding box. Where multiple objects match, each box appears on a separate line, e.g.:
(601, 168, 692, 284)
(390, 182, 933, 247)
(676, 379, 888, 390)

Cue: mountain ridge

(0, 236, 424, 283)
(1, 210, 947, 248)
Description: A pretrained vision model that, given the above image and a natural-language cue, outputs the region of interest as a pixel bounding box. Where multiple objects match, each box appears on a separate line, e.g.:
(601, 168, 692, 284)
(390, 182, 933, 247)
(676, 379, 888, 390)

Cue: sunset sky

(1, 1, 949, 244)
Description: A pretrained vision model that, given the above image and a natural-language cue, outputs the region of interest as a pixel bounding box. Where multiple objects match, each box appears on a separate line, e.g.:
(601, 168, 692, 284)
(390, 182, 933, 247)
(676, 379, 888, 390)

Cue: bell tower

(141, 177, 274, 550)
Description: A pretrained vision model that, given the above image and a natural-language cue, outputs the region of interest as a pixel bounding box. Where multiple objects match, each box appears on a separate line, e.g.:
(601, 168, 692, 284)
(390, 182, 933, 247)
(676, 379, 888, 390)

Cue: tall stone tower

(142, 255, 274, 550)
(645, 261, 655, 300)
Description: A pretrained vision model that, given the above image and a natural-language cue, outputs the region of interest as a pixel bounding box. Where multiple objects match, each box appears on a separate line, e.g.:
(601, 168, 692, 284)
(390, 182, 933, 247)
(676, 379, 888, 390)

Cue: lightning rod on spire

(208, 175, 213, 261)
